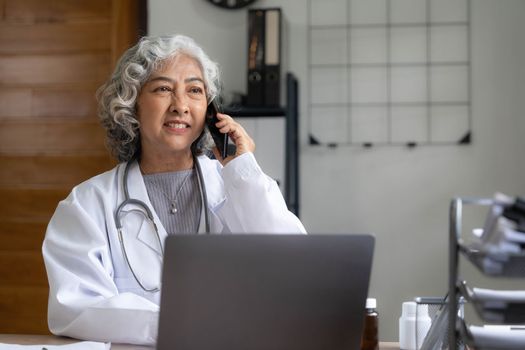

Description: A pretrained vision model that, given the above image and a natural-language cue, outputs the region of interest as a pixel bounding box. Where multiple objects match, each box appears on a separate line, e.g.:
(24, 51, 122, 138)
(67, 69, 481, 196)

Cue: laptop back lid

(157, 234, 375, 350)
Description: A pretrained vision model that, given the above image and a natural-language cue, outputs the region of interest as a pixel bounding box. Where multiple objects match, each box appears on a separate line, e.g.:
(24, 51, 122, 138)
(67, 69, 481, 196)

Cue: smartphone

(206, 99, 229, 159)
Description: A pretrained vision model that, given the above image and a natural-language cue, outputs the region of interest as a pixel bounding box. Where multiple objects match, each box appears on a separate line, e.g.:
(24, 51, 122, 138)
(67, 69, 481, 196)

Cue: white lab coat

(42, 152, 305, 345)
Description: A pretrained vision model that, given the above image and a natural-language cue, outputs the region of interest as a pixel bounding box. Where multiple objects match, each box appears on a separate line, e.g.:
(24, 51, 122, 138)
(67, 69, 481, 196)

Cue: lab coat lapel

(196, 156, 226, 233)
(125, 160, 168, 255)
(196, 156, 226, 209)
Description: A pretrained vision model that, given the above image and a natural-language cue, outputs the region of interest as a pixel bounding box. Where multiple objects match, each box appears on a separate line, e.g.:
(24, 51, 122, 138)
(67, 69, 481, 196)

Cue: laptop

(157, 234, 375, 350)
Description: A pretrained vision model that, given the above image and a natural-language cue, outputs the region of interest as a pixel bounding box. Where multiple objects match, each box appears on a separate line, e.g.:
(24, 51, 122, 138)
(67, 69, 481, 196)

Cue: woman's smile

(164, 120, 191, 133)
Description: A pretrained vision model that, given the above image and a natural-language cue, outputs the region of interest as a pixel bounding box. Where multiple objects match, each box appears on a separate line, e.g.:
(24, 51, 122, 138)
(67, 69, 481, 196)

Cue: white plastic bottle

(399, 301, 432, 350)
(415, 304, 432, 349)
(399, 301, 417, 350)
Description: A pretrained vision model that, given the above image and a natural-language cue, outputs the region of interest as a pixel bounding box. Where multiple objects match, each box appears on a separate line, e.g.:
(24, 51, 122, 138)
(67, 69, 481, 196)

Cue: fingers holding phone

(213, 113, 255, 165)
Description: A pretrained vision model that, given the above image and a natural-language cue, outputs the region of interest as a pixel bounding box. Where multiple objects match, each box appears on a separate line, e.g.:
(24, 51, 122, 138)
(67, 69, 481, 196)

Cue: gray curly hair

(97, 34, 220, 162)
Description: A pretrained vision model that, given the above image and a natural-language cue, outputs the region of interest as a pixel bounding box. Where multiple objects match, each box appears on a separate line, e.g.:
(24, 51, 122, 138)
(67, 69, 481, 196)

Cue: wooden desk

(0, 334, 151, 349)
(0, 334, 399, 349)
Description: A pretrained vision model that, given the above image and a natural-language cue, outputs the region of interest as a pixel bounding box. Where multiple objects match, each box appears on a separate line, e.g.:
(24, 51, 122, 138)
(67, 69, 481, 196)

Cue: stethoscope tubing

(114, 154, 210, 292)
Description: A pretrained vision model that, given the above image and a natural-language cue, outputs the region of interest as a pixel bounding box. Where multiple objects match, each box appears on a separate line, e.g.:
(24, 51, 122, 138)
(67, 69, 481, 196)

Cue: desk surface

(0, 334, 150, 349)
(0, 334, 399, 349)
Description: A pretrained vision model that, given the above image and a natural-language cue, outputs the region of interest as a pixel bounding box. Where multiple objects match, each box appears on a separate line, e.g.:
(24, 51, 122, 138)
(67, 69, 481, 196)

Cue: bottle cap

(365, 298, 377, 309)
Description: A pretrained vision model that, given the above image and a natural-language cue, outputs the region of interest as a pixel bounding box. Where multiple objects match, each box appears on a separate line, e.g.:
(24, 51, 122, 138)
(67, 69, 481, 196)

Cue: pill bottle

(360, 298, 379, 350)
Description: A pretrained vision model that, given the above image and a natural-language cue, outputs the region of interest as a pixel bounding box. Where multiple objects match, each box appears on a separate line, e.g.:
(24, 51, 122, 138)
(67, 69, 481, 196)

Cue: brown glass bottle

(360, 298, 379, 350)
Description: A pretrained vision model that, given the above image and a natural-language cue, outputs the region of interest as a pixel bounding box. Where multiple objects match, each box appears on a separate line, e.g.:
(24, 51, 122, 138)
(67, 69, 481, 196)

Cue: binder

(263, 8, 281, 107)
(247, 9, 265, 106)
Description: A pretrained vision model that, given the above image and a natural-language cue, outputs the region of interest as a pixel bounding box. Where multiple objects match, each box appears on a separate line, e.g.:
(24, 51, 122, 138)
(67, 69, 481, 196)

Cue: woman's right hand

(212, 113, 255, 165)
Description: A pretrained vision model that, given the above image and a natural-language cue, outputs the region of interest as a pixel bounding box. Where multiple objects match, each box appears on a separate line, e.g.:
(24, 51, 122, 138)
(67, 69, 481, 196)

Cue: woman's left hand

(212, 113, 255, 165)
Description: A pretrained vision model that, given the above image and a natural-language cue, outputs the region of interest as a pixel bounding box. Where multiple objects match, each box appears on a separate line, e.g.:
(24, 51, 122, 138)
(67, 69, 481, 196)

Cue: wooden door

(0, 0, 143, 334)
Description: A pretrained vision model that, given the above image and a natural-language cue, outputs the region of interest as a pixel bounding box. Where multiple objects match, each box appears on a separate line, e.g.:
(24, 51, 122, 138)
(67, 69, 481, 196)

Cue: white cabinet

(236, 117, 286, 193)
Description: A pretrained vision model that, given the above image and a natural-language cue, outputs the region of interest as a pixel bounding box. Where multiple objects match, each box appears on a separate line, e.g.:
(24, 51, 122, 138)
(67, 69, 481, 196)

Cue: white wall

(149, 0, 525, 341)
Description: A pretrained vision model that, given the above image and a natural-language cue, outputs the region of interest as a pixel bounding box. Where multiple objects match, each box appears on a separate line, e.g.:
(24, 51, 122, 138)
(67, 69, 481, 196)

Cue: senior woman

(42, 34, 306, 345)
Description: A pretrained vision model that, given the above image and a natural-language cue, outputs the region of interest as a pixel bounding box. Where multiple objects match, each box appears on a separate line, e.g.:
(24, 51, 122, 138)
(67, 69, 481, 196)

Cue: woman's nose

(169, 93, 189, 115)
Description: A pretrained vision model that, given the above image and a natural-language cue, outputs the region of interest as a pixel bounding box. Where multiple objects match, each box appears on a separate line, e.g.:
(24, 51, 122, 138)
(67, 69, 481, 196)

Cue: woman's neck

(139, 152, 194, 174)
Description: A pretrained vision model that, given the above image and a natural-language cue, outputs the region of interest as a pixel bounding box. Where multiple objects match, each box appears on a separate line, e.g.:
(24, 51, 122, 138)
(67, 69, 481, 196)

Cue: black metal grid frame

(306, 0, 472, 148)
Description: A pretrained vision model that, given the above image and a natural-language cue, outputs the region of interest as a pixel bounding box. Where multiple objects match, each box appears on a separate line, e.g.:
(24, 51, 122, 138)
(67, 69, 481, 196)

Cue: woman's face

(136, 54, 207, 160)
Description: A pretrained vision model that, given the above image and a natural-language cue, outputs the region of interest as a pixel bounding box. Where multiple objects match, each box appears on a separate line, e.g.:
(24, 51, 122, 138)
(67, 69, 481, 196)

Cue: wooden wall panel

(32, 88, 99, 118)
(0, 22, 111, 54)
(0, 222, 47, 251)
(111, 0, 140, 63)
(0, 252, 47, 286)
(0, 287, 49, 334)
(0, 119, 106, 154)
(0, 54, 111, 86)
(0, 89, 32, 118)
(4, 0, 110, 23)
(0, 88, 99, 118)
(0, 155, 114, 186)
(0, 188, 69, 222)
(0, 0, 140, 335)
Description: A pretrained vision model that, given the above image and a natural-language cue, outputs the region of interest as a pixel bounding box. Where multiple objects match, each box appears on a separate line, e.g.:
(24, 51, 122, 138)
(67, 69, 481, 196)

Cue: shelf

(223, 105, 286, 118)
(448, 197, 525, 349)
(459, 242, 525, 277)
(458, 319, 525, 350)
(458, 281, 525, 324)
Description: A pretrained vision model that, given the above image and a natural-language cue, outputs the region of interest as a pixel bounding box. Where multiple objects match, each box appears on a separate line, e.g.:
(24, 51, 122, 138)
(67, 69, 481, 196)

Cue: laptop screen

(157, 234, 375, 350)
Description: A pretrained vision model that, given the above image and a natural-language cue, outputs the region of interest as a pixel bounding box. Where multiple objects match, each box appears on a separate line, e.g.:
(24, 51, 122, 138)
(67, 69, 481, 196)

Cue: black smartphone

(206, 100, 229, 159)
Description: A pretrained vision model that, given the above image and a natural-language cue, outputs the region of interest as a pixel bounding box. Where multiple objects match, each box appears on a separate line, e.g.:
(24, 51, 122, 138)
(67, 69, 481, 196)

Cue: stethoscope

(114, 154, 210, 292)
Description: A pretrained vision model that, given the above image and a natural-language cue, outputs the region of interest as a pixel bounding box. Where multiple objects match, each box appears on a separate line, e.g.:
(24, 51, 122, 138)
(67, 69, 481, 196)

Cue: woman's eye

(189, 86, 204, 94)
(154, 86, 172, 93)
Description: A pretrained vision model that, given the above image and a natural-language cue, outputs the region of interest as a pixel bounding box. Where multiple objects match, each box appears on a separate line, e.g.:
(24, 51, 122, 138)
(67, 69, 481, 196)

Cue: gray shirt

(143, 169, 201, 234)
